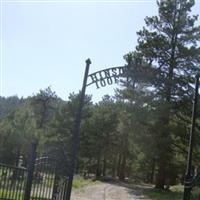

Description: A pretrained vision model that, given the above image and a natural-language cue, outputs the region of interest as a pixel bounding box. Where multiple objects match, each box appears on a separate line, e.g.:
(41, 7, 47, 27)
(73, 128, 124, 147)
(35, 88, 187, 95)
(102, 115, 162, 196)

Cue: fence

(0, 144, 68, 200)
(0, 163, 27, 200)
(30, 156, 68, 200)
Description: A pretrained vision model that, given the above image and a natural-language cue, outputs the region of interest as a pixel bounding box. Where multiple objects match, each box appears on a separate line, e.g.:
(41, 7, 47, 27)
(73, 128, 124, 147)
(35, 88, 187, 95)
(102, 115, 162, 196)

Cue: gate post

(52, 163, 60, 200)
(24, 140, 37, 200)
(183, 74, 200, 200)
(65, 59, 91, 200)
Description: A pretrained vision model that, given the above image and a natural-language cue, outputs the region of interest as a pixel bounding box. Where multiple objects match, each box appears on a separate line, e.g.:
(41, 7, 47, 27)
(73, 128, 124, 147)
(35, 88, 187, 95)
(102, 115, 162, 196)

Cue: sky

(0, 0, 200, 102)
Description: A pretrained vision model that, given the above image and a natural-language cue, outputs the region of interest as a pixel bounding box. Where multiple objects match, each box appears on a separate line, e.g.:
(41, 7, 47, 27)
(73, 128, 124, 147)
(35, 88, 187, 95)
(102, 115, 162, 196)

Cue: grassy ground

(144, 185, 184, 200)
(72, 176, 98, 189)
(145, 185, 200, 200)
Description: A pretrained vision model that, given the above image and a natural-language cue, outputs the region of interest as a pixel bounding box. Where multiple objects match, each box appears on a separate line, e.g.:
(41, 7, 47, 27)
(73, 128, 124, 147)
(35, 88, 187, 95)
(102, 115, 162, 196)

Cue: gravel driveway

(71, 181, 151, 200)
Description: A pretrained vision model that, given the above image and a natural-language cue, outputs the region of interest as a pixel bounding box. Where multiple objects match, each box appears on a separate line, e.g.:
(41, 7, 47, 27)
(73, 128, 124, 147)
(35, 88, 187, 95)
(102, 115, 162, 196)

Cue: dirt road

(71, 181, 151, 200)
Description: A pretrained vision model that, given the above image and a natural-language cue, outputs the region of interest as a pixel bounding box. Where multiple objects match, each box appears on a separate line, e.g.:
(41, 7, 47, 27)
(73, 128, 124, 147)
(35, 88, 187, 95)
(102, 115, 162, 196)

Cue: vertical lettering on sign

(119, 67, 124, 76)
(111, 68, 117, 76)
(99, 71, 104, 79)
(104, 69, 113, 85)
(100, 79, 106, 87)
(90, 73, 100, 89)
(104, 69, 110, 78)
(107, 78, 113, 85)
(113, 76, 119, 84)
(99, 71, 106, 87)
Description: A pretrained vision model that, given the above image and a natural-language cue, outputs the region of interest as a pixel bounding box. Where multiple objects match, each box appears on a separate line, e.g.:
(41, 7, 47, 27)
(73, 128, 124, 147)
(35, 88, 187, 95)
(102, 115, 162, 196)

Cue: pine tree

(125, 0, 200, 188)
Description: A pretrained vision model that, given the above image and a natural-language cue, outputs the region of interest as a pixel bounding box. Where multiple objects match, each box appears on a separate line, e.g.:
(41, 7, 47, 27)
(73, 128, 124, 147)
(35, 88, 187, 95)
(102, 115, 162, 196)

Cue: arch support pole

(183, 74, 200, 200)
(65, 59, 91, 200)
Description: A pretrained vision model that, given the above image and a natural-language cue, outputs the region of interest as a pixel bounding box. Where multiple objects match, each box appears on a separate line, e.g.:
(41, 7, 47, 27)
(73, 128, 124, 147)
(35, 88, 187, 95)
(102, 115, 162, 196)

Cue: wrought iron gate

(0, 163, 27, 199)
(0, 145, 68, 200)
(30, 156, 68, 200)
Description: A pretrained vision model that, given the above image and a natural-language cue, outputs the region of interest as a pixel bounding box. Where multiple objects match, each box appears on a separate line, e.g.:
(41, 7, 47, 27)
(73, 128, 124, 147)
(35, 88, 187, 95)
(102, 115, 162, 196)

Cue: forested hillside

(0, 96, 23, 119)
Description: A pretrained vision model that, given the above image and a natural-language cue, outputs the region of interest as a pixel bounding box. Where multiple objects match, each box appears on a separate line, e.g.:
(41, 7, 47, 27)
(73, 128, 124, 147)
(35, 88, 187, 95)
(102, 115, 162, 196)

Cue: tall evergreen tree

(124, 0, 200, 188)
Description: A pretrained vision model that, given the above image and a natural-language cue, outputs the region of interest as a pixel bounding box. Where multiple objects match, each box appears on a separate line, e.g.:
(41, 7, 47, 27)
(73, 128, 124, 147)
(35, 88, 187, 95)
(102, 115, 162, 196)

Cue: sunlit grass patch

(144, 185, 184, 200)
(72, 176, 98, 189)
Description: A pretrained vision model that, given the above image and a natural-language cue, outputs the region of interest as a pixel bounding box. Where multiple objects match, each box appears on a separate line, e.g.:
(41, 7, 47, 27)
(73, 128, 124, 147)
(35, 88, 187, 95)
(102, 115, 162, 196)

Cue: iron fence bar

(43, 162, 49, 199)
(34, 164, 40, 199)
(11, 176, 17, 199)
(1, 166, 6, 198)
(10, 178, 15, 200)
(43, 165, 48, 199)
(38, 161, 45, 199)
(1, 165, 6, 198)
(22, 169, 27, 199)
(63, 179, 67, 200)
(62, 179, 66, 199)
(65, 59, 91, 200)
(8, 167, 13, 199)
(45, 170, 50, 199)
(16, 173, 22, 200)
(183, 74, 200, 200)
(12, 168, 21, 200)
(35, 162, 40, 199)
(24, 141, 37, 200)
(50, 165, 56, 199)
(52, 170, 58, 199)
(4, 166, 11, 199)
(10, 169, 15, 200)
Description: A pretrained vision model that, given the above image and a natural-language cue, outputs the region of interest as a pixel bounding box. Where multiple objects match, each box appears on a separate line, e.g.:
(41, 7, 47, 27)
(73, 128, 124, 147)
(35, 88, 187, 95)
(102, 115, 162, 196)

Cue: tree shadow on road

(100, 179, 152, 199)
(101, 179, 183, 200)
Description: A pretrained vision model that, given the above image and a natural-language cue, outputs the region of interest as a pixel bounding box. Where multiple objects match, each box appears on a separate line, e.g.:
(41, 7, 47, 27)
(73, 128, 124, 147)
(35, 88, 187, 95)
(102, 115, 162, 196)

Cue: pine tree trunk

(103, 157, 107, 176)
(155, 161, 166, 189)
(112, 157, 117, 178)
(155, 112, 170, 188)
(119, 154, 126, 180)
(155, 28, 177, 188)
(96, 157, 101, 178)
(117, 153, 121, 177)
(150, 159, 156, 183)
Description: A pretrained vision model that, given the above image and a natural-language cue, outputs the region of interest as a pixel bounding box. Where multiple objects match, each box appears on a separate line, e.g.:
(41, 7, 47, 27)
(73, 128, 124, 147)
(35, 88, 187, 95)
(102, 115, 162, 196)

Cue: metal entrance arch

(65, 59, 128, 200)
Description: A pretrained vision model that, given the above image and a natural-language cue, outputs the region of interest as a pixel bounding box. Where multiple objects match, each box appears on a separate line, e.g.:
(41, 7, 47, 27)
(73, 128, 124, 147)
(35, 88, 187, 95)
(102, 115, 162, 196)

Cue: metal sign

(87, 66, 128, 89)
